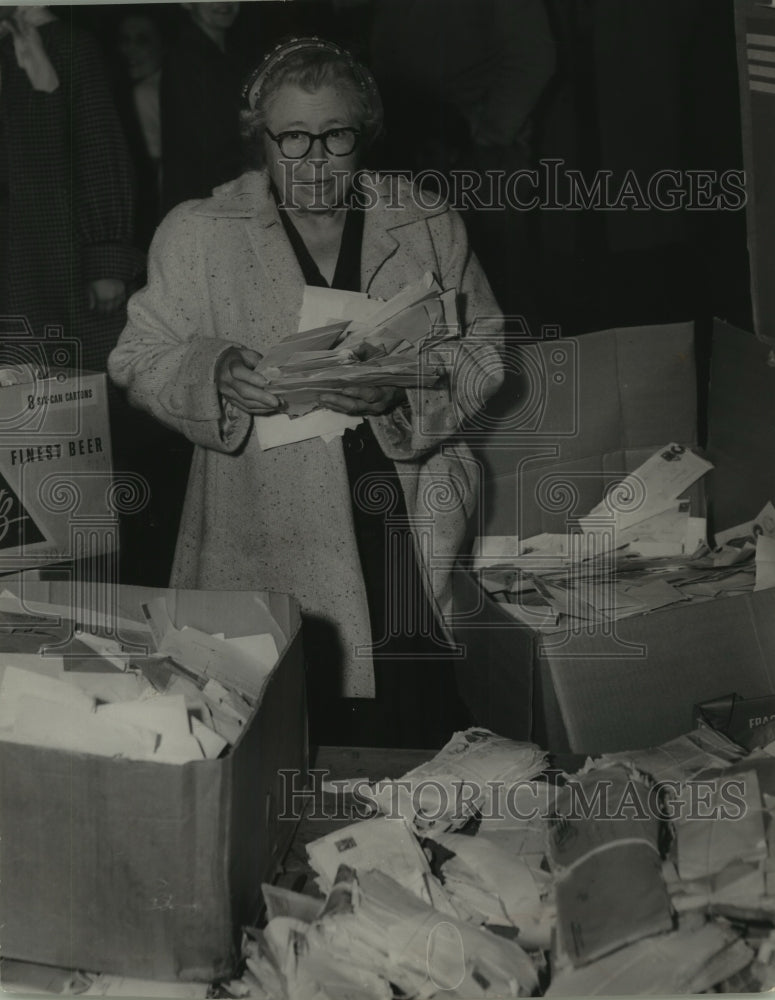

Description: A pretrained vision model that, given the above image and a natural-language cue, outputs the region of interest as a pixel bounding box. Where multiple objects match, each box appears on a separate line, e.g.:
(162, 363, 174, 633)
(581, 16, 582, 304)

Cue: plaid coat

(0, 19, 142, 371)
(109, 170, 504, 696)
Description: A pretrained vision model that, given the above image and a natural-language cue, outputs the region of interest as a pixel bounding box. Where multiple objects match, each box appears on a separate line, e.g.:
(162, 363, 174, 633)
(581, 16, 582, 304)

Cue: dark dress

(112, 76, 194, 589)
(276, 202, 473, 749)
(114, 78, 162, 254)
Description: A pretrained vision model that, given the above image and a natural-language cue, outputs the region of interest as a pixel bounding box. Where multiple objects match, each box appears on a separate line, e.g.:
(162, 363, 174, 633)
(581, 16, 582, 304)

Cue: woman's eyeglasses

(265, 127, 361, 159)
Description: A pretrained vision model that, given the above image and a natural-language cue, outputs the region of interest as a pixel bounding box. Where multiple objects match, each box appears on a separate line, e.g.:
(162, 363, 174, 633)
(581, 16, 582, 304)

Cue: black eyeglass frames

(265, 127, 361, 158)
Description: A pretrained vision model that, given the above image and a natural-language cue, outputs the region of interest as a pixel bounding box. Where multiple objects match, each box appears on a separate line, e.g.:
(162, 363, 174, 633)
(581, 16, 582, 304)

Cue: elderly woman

(108, 37, 504, 748)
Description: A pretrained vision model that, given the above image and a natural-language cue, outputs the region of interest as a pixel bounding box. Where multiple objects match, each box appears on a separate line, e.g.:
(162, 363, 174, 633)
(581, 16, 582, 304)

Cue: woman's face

(118, 16, 163, 82)
(262, 82, 362, 213)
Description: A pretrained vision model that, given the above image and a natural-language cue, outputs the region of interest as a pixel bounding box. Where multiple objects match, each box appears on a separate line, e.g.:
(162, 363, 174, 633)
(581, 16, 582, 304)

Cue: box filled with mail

(452, 318, 775, 755)
(0, 579, 307, 981)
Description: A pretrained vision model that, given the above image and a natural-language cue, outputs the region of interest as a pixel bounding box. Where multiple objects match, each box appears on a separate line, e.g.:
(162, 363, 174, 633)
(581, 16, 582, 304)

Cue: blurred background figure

(535, 0, 749, 338)
(370, 0, 555, 325)
(160, 2, 247, 211)
(114, 7, 166, 251)
(110, 4, 194, 587)
(0, 4, 141, 373)
(0, 4, 154, 584)
(533, 0, 750, 440)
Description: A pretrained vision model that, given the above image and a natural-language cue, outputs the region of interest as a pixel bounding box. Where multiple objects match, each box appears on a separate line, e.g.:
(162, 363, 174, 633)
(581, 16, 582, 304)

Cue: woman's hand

(317, 385, 406, 417)
(216, 347, 285, 416)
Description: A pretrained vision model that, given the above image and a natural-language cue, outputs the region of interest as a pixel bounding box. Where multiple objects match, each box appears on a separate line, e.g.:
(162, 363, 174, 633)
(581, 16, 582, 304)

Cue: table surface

(313, 745, 432, 778)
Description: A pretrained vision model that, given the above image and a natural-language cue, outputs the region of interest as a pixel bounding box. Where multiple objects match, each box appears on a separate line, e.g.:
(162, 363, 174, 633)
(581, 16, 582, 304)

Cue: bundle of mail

(0, 589, 279, 763)
(233, 725, 775, 997)
(257, 273, 459, 417)
(475, 444, 775, 631)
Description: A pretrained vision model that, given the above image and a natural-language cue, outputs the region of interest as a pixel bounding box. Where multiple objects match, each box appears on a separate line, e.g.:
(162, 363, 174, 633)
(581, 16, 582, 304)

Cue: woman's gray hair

(240, 38, 383, 169)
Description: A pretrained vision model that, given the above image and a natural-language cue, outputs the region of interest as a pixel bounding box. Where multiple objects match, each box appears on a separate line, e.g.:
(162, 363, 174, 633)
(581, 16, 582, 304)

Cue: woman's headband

(242, 35, 382, 121)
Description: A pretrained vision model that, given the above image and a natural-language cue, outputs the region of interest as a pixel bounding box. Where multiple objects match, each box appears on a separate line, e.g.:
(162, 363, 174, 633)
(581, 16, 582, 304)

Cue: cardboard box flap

(0, 581, 299, 655)
(707, 320, 775, 531)
(484, 447, 704, 539)
(159, 589, 297, 653)
(475, 322, 697, 537)
(0, 581, 152, 637)
(477, 322, 695, 470)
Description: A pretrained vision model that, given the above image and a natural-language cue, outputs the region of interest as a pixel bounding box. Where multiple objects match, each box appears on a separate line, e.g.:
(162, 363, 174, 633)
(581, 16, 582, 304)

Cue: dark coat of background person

(160, 13, 247, 212)
(0, 17, 141, 373)
(113, 56, 194, 587)
(535, 0, 751, 339)
(534, 0, 751, 445)
(110, 8, 197, 587)
(114, 81, 162, 253)
(370, 0, 555, 160)
(369, 0, 556, 325)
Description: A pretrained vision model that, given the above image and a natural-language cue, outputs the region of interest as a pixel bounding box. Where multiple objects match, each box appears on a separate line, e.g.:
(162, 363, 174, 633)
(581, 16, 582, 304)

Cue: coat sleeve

(107, 205, 252, 452)
(369, 204, 505, 462)
(69, 29, 144, 285)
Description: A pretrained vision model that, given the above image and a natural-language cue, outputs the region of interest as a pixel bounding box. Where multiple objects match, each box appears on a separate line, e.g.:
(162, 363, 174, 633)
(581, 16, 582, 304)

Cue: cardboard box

(0, 581, 307, 981)
(695, 693, 775, 745)
(453, 320, 775, 755)
(0, 362, 114, 573)
(455, 568, 775, 755)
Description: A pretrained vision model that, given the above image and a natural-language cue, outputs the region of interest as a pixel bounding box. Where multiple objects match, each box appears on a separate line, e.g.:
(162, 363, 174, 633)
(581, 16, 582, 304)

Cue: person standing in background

(114, 8, 166, 252)
(160, 2, 246, 212)
(369, 0, 555, 324)
(371, 0, 555, 165)
(536, 0, 705, 335)
(0, 5, 141, 373)
(111, 6, 194, 589)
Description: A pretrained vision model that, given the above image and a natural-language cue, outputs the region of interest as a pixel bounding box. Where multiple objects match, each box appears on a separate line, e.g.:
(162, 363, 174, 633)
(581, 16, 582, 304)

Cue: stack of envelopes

(257, 274, 459, 415)
(476, 444, 775, 630)
(232, 724, 775, 998)
(0, 588, 279, 763)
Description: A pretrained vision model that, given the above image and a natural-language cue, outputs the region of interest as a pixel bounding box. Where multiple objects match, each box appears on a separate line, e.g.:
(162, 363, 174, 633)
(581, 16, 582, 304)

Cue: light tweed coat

(108, 170, 503, 696)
